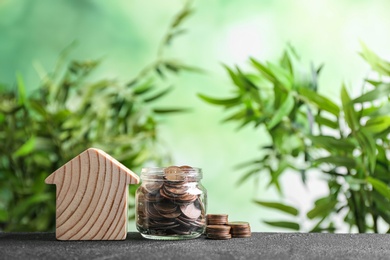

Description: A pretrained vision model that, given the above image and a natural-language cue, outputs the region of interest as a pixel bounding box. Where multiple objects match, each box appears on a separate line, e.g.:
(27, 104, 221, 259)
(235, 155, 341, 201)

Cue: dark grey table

(1, 232, 389, 260)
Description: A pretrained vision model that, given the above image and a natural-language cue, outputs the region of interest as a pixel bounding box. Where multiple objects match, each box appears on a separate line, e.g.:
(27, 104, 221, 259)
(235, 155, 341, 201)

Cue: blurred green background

(1, 0, 390, 232)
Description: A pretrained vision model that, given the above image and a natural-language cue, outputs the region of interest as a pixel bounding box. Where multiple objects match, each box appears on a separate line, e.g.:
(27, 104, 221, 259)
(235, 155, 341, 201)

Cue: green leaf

(263, 220, 300, 231)
(360, 42, 390, 76)
(250, 58, 277, 83)
(0, 209, 9, 222)
(237, 168, 260, 186)
(341, 84, 359, 132)
(314, 115, 339, 129)
(153, 108, 189, 114)
(298, 87, 340, 116)
(224, 65, 243, 89)
(314, 156, 357, 168)
(29, 100, 48, 118)
(367, 177, 390, 200)
(254, 200, 299, 216)
(222, 109, 246, 123)
(353, 83, 390, 103)
(144, 86, 173, 103)
(364, 116, 390, 134)
(198, 93, 241, 107)
(266, 61, 293, 89)
(16, 73, 27, 106)
(171, 2, 192, 28)
(308, 135, 356, 152)
(12, 136, 36, 158)
(355, 128, 376, 174)
(133, 79, 154, 95)
(307, 200, 337, 219)
(267, 93, 294, 129)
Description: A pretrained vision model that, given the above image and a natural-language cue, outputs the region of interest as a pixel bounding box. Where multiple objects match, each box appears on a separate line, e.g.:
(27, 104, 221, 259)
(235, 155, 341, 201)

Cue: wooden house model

(45, 148, 140, 240)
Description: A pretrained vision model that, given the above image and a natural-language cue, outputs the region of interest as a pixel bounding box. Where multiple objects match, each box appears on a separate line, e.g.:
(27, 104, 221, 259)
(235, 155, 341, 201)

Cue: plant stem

(350, 191, 365, 233)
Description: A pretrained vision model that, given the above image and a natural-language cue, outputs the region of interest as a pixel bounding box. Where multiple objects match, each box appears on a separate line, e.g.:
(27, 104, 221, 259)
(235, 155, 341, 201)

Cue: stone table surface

(1, 232, 390, 260)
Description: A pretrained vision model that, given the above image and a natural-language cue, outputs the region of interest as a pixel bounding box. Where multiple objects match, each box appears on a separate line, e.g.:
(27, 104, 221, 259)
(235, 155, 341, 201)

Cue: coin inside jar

(164, 166, 186, 181)
(136, 166, 207, 240)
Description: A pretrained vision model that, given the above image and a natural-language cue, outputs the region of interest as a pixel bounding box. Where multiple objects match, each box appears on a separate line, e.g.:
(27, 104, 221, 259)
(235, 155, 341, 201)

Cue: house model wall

(45, 148, 140, 240)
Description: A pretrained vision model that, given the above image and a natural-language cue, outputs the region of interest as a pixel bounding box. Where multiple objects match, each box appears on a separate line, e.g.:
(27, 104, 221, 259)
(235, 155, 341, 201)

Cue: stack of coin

(206, 214, 228, 225)
(136, 166, 206, 236)
(205, 214, 252, 239)
(228, 221, 251, 238)
(206, 225, 231, 240)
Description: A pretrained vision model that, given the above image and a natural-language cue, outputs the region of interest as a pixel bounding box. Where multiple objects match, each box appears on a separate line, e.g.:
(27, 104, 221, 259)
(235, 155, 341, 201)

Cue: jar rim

(140, 166, 202, 180)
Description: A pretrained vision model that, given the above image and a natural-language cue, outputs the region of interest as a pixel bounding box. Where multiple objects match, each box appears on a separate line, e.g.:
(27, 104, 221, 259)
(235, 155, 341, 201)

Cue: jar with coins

(135, 166, 207, 240)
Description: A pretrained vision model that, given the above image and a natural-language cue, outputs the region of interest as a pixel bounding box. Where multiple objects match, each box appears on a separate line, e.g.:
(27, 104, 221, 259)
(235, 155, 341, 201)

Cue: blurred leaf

(298, 87, 340, 116)
(263, 220, 300, 230)
(314, 156, 357, 168)
(341, 84, 359, 132)
(237, 168, 259, 186)
(0, 208, 8, 222)
(133, 79, 154, 95)
(308, 135, 355, 152)
(355, 129, 376, 174)
(144, 86, 173, 103)
(268, 93, 294, 129)
(16, 73, 27, 106)
(364, 116, 390, 134)
(171, 1, 192, 28)
(360, 42, 390, 76)
(153, 108, 189, 114)
(267, 62, 293, 89)
(197, 94, 241, 107)
(12, 136, 36, 158)
(307, 200, 337, 219)
(367, 177, 390, 200)
(315, 114, 339, 129)
(353, 83, 390, 103)
(250, 58, 277, 83)
(254, 200, 299, 216)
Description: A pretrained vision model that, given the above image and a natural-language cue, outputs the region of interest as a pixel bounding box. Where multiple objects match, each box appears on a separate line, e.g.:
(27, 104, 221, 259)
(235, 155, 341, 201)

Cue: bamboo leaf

(364, 116, 390, 134)
(314, 156, 357, 168)
(224, 65, 244, 89)
(308, 135, 355, 152)
(12, 136, 36, 158)
(198, 93, 241, 107)
(298, 87, 340, 116)
(367, 177, 390, 200)
(144, 87, 173, 103)
(263, 220, 300, 231)
(254, 200, 299, 216)
(307, 200, 337, 219)
(355, 128, 376, 174)
(153, 108, 189, 114)
(314, 115, 339, 129)
(250, 58, 277, 83)
(341, 84, 359, 132)
(237, 168, 260, 186)
(353, 83, 390, 103)
(267, 93, 294, 129)
(16, 73, 27, 106)
(360, 42, 390, 76)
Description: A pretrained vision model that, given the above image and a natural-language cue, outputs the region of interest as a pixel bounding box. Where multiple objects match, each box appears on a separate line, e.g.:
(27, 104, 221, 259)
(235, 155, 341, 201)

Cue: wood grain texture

(45, 148, 140, 240)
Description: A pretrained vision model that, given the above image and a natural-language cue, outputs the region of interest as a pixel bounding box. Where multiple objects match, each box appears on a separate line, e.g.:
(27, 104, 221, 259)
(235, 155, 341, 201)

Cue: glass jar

(136, 166, 207, 240)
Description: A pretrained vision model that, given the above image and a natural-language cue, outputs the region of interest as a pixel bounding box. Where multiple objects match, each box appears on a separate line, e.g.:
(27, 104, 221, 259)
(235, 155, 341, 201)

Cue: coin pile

(228, 221, 251, 238)
(136, 166, 206, 236)
(206, 225, 231, 240)
(205, 214, 251, 239)
(207, 214, 228, 225)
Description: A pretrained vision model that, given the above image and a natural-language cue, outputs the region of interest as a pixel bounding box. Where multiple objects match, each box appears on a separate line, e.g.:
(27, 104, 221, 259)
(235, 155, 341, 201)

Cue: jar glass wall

(136, 166, 207, 240)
